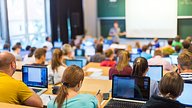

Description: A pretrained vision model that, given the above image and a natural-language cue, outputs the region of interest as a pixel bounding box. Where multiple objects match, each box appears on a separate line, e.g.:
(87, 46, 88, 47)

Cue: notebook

(65, 59, 83, 68)
(177, 81, 192, 107)
(105, 75, 150, 108)
(169, 55, 178, 65)
(75, 49, 85, 57)
(130, 53, 141, 62)
(146, 65, 163, 81)
(22, 65, 48, 95)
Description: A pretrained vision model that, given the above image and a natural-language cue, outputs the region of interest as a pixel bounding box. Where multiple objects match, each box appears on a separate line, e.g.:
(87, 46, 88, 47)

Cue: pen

(96, 89, 101, 95)
(49, 96, 51, 100)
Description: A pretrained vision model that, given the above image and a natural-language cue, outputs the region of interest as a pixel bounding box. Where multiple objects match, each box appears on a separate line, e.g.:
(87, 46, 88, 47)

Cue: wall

(83, 0, 97, 37)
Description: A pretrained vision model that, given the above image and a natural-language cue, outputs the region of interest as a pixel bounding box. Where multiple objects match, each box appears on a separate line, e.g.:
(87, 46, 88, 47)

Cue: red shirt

(100, 59, 116, 67)
(109, 65, 133, 80)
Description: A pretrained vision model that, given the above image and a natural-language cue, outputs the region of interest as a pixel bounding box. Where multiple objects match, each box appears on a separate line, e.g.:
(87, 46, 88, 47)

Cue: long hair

(28, 47, 36, 57)
(116, 51, 130, 72)
(54, 65, 84, 108)
(132, 57, 148, 76)
(51, 49, 63, 73)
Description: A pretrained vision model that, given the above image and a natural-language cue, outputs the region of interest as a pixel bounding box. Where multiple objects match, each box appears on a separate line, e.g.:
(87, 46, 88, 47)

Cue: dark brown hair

(28, 47, 36, 57)
(159, 72, 184, 99)
(54, 65, 84, 108)
(95, 44, 103, 53)
(178, 51, 192, 70)
(132, 57, 148, 76)
(51, 49, 63, 72)
(142, 45, 148, 52)
(34, 48, 46, 59)
(105, 49, 113, 58)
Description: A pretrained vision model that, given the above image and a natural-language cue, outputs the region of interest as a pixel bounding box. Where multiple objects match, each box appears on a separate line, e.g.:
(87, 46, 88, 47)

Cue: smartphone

(103, 93, 109, 100)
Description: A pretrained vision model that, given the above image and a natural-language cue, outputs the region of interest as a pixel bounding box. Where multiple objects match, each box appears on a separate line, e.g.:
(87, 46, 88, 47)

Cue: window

(7, 0, 48, 48)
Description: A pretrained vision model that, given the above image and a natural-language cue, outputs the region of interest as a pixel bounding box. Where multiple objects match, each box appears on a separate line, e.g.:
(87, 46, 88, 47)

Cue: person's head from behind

(25, 45, 31, 51)
(12, 45, 21, 54)
(175, 45, 181, 53)
(105, 49, 114, 60)
(113, 21, 119, 29)
(175, 35, 181, 42)
(3, 43, 10, 50)
(182, 40, 190, 49)
(159, 72, 183, 100)
(142, 45, 148, 52)
(96, 44, 103, 54)
(154, 49, 162, 57)
(51, 49, 64, 72)
(167, 38, 173, 46)
(186, 36, 192, 43)
(54, 65, 84, 108)
(16, 42, 22, 48)
(132, 57, 148, 76)
(177, 51, 192, 73)
(61, 44, 72, 57)
(34, 48, 46, 65)
(0, 52, 16, 76)
(28, 47, 36, 57)
(116, 51, 130, 71)
(135, 41, 141, 49)
(46, 36, 51, 42)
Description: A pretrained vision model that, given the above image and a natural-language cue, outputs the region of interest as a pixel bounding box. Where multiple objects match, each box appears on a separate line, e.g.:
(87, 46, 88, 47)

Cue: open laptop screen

(169, 55, 178, 65)
(177, 82, 192, 107)
(54, 41, 62, 48)
(65, 60, 83, 68)
(130, 53, 141, 62)
(146, 65, 163, 81)
(75, 49, 85, 57)
(22, 65, 48, 88)
(112, 75, 150, 101)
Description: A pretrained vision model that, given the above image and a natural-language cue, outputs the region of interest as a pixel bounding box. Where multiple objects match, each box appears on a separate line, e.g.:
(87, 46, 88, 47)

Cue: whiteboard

(125, 0, 177, 38)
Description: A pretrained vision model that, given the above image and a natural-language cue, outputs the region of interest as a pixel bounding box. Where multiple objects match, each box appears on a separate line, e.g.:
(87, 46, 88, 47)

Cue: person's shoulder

(77, 94, 97, 100)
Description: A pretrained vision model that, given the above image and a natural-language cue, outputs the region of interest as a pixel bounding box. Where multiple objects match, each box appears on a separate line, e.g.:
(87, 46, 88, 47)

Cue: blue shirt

(141, 52, 152, 60)
(47, 94, 98, 108)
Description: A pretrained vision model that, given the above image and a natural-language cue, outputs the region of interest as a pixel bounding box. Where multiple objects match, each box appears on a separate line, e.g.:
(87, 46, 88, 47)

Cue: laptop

(65, 59, 83, 68)
(130, 53, 141, 62)
(162, 57, 172, 64)
(75, 57, 87, 67)
(46, 51, 52, 61)
(75, 49, 85, 57)
(177, 81, 192, 107)
(169, 55, 178, 65)
(105, 75, 150, 108)
(84, 46, 95, 56)
(54, 41, 62, 48)
(146, 65, 163, 81)
(22, 65, 48, 95)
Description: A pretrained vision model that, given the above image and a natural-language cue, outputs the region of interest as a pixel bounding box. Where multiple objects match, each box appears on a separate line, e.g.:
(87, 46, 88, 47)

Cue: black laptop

(104, 75, 150, 108)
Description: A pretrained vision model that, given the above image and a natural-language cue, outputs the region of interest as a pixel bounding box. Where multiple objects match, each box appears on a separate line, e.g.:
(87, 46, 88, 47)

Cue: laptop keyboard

(32, 88, 42, 93)
(104, 99, 144, 108)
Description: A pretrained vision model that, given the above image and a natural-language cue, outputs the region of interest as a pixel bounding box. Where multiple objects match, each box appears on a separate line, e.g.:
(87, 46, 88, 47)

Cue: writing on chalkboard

(180, 0, 192, 5)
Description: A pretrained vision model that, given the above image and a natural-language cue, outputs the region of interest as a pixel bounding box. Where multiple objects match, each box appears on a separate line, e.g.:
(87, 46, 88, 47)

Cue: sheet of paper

(86, 68, 102, 73)
(40, 94, 56, 106)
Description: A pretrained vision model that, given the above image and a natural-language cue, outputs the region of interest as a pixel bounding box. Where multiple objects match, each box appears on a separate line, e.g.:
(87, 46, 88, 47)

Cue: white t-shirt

(43, 41, 53, 51)
(23, 55, 35, 65)
(48, 65, 66, 84)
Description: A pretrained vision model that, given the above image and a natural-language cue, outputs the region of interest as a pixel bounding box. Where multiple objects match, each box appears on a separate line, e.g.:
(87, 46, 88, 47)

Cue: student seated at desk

(61, 44, 74, 60)
(132, 57, 159, 97)
(90, 44, 105, 63)
(0, 52, 43, 107)
(11, 45, 22, 61)
(48, 49, 67, 84)
(177, 51, 192, 79)
(23, 47, 36, 65)
(109, 51, 132, 80)
(142, 72, 185, 108)
(33, 48, 47, 65)
(48, 65, 102, 108)
(100, 49, 116, 67)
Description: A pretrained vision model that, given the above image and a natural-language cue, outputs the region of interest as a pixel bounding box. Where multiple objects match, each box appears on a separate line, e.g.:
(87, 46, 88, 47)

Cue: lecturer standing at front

(109, 21, 126, 44)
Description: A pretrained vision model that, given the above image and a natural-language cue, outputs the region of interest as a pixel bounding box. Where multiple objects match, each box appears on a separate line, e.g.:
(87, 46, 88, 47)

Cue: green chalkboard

(178, 19, 192, 39)
(100, 19, 126, 38)
(178, 0, 192, 16)
(97, 0, 125, 17)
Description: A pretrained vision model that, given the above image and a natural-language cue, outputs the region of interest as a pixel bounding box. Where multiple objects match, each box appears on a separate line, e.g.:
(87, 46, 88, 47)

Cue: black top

(141, 95, 185, 108)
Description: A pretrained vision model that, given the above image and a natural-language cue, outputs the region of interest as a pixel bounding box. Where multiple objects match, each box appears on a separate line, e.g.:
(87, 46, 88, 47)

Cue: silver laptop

(105, 75, 150, 108)
(177, 81, 192, 107)
(146, 65, 163, 81)
(22, 65, 48, 95)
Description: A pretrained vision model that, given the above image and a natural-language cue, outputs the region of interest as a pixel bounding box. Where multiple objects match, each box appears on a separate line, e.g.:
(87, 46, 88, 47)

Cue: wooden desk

(84, 62, 110, 76)
(0, 102, 34, 108)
